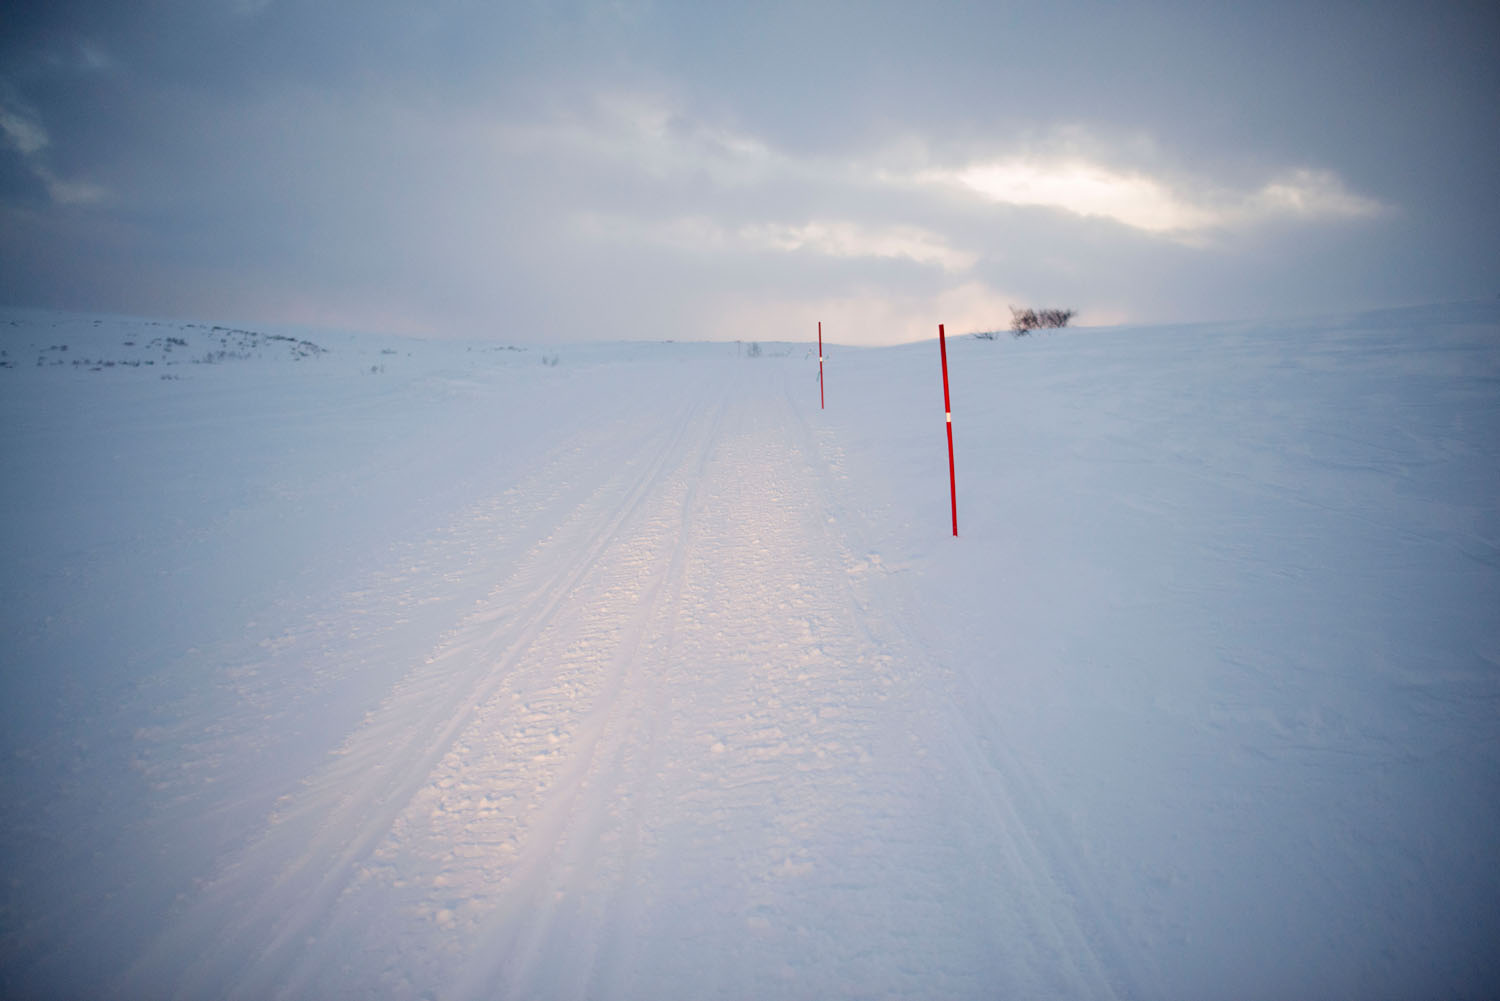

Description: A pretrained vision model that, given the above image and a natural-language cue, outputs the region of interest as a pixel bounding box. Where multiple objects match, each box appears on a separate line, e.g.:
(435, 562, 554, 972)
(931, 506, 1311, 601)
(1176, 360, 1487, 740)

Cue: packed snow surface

(2, 305, 1497, 999)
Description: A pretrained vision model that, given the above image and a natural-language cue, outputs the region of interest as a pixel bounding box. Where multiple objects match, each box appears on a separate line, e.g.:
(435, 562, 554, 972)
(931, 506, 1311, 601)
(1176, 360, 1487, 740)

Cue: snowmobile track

(120, 382, 726, 999)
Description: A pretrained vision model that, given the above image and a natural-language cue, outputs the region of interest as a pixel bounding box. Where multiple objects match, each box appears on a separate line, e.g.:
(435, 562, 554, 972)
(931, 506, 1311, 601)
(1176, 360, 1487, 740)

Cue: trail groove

(120, 359, 1126, 1000)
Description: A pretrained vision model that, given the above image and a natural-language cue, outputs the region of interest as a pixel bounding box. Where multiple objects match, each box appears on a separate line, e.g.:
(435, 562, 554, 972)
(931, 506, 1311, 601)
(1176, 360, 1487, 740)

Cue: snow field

(815, 307, 1500, 999)
(2, 304, 1498, 999)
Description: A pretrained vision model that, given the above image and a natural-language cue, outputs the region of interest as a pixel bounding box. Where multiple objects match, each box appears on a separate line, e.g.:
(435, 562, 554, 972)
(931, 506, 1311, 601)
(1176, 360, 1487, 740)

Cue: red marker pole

(939, 323, 957, 537)
(818, 321, 825, 409)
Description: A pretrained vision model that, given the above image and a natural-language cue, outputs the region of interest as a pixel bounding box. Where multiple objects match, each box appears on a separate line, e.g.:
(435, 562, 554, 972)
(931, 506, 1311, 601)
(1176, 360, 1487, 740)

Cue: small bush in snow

(1010, 306, 1075, 337)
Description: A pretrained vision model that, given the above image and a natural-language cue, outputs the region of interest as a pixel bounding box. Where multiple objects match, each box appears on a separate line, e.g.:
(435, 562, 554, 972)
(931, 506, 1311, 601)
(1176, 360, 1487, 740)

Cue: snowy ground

(1, 305, 1497, 999)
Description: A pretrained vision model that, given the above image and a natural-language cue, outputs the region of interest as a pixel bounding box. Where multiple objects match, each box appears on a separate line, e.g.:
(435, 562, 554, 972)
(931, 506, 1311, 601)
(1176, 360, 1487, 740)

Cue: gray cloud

(1, 0, 1495, 342)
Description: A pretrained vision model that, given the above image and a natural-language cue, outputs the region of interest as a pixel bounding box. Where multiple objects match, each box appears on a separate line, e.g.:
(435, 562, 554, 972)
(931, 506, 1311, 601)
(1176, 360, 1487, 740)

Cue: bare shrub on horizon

(1009, 306, 1076, 337)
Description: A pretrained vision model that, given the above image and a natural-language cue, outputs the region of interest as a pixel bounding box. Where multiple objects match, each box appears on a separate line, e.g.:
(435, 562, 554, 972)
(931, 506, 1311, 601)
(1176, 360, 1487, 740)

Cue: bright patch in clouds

(922, 158, 1386, 235)
(526, 96, 1386, 246)
(1253, 168, 1386, 219)
(742, 221, 975, 272)
(503, 94, 785, 189)
(938, 160, 1218, 233)
(580, 213, 974, 272)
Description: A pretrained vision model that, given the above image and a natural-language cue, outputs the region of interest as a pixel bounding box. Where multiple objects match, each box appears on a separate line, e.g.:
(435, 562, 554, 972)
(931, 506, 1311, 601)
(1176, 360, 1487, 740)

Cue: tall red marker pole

(818, 321, 825, 409)
(939, 323, 957, 537)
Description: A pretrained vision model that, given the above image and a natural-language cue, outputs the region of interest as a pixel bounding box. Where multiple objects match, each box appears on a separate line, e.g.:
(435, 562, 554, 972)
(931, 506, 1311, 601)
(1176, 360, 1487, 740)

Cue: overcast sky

(1, 1, 1496, 343)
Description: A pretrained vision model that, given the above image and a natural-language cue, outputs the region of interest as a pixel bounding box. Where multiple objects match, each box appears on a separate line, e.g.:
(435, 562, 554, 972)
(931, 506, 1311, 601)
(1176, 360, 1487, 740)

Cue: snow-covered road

(118, 361, 1124, 999)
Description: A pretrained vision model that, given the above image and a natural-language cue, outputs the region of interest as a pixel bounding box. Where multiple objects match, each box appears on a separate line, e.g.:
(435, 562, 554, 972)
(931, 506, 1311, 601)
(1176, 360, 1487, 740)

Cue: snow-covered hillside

(1, 304, 1497, 999)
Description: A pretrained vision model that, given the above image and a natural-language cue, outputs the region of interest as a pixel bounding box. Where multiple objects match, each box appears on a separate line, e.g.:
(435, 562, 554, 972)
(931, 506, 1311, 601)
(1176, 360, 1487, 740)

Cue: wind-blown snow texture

(2, 305, 1497, 999)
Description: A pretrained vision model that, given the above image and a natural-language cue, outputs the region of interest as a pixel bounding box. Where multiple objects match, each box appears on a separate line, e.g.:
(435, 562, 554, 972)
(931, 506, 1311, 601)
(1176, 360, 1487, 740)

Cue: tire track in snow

(117, 376, 723, 1000)
(588, 372, 981, 998)
(294, 374, 731, 999)
(133, 403, 697, 842)
(449, 373, 731, 1000)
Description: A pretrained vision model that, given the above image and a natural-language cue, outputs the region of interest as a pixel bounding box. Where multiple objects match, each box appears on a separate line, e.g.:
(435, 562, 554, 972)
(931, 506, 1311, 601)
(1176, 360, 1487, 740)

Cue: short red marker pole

(939, 323, 957, 537)
(818, 321, 825, 409)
